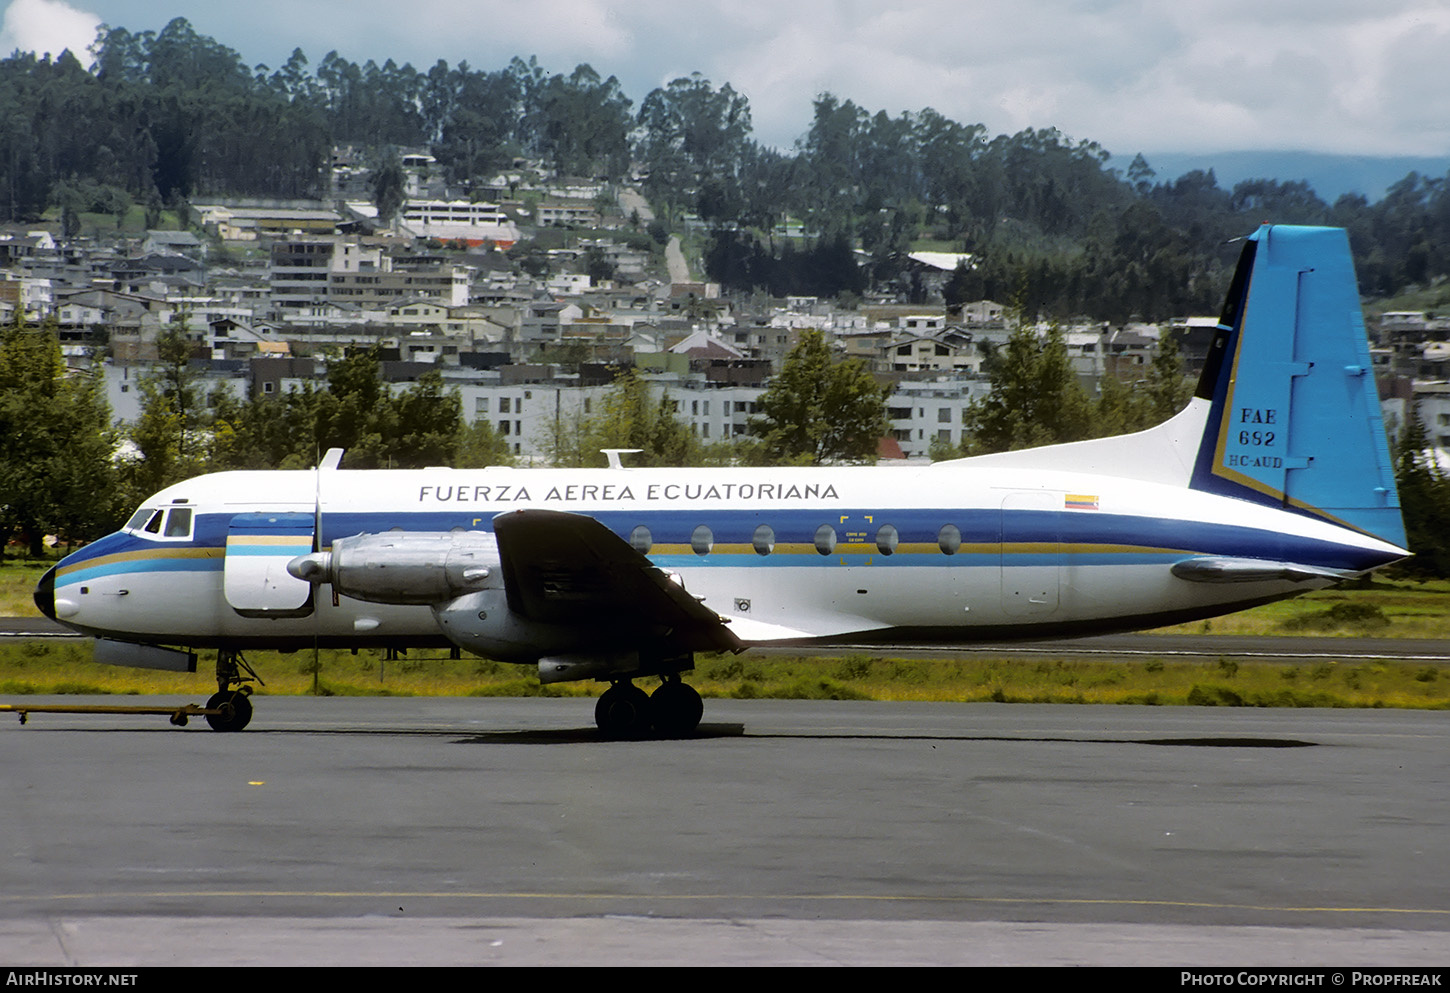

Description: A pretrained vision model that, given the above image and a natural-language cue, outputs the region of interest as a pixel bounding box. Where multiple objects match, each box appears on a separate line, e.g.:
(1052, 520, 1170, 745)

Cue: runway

(1, 697, 1447, 965)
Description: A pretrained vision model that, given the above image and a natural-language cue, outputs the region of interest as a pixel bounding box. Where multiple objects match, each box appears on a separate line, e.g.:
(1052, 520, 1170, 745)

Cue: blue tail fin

(1190, 225, 1405, 548)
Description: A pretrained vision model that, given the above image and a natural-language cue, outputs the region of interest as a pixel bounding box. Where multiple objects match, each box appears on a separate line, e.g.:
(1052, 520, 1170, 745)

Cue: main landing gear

(595, 676, 704, 739)
(206, 648, 263, 732)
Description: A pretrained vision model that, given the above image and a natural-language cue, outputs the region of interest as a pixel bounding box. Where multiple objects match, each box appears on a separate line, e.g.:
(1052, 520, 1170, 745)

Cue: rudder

(1190, 225, 1405, 548)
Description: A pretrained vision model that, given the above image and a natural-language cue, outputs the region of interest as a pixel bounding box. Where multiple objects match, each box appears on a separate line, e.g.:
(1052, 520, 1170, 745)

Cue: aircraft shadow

(448, 729, 1316, 747)
(8, 724, 1315, 747)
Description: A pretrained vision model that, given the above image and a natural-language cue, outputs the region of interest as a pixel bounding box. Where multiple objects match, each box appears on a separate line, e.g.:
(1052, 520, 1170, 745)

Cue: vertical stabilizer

(1190, 225, 1405, 548)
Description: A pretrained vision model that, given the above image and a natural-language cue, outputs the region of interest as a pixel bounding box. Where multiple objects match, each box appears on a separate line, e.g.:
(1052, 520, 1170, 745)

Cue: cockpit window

(125, 506, 192, 539)
(163, 507, 193, 538)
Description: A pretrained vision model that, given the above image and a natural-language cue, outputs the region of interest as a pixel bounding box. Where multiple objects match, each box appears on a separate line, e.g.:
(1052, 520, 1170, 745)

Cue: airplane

(33, 224, 1408, 736)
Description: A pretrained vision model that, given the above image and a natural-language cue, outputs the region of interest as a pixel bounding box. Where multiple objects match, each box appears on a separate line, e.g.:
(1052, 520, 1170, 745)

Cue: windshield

(123, 506, 192, 539)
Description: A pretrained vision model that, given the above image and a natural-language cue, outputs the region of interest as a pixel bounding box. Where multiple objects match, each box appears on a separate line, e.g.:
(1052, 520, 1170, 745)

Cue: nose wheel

(207, 649, 263, 732)
(204, 689, 253, 732)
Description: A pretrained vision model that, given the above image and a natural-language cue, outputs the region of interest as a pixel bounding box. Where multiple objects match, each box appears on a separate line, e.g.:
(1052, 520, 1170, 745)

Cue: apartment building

(270, 237, 472, 314)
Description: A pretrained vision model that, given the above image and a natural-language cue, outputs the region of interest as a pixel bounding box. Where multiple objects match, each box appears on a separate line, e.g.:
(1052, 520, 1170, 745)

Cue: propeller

(311, 447, 345, 696)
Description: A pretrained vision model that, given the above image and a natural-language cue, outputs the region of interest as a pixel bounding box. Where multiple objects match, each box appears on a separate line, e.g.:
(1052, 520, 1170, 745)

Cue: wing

(492, 508, 744, 655)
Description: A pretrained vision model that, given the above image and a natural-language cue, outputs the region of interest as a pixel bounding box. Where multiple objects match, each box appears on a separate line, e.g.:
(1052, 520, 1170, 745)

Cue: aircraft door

(1000, 492, 1061, 616)
(223, 512, 316, 617)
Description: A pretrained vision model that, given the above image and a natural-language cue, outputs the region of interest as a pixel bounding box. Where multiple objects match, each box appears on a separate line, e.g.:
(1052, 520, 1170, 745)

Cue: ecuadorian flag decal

(1064, 494, 1099, 511)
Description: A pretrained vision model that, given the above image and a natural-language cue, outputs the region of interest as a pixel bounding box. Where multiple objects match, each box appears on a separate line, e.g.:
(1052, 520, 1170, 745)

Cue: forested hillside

(3, 17, 1448, 319)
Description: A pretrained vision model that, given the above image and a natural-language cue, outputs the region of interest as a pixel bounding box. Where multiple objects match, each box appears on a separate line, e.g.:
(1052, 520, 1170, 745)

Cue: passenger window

(875, 524, 898, 555)
(938, 524, 961, 555)
(691, 525, 713, 556)
(752, 524, 774, 556)
(163, 507, 193, 538)
(629, 525, 652, 554)
(814, 525, 836, 555)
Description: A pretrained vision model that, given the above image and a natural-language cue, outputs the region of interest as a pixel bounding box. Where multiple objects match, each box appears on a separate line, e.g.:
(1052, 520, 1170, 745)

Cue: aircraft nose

(34, 566, 57, 621)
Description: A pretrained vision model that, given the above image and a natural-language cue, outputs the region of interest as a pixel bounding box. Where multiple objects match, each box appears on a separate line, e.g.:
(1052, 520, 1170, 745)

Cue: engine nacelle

(290, 529, 692, 683)
(430, 588, 611, 664)
(536, 652, 642, 684)
(287, 531, 502, 605)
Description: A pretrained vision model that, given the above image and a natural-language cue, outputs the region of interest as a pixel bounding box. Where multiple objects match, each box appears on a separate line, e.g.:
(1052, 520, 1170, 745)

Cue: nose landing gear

(206, 649, 263, 732)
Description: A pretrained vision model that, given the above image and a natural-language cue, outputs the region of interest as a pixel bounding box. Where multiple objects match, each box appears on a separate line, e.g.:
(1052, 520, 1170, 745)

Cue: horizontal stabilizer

(1170, 556, 1354, 584)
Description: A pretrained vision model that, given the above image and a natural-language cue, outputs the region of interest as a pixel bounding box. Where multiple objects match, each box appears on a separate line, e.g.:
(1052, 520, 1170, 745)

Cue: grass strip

(0, 641, 1445, 709)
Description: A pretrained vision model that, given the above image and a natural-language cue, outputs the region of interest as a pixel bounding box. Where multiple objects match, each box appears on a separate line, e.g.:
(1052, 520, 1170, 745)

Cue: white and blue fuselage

(33, 226, 1412, 730)
(37, 440, 1404, 652)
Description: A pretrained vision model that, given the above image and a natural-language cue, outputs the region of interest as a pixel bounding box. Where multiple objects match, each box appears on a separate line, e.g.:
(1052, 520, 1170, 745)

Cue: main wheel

(205, 690, 253, 732)
(650, 681, 703, 737)
(595, 683, 651, 739)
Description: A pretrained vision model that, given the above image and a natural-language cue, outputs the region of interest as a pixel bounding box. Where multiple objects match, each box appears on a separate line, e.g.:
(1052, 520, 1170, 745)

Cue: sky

(3, 0, 1449, 161)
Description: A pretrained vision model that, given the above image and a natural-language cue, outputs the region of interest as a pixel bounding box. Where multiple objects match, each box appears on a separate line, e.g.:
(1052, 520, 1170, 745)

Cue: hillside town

(5, 147, 1442, 465)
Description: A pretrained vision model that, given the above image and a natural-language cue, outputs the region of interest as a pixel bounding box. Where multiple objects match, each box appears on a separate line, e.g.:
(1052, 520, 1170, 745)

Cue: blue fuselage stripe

(60, 556, 222, 587)
(55, 503, 1397, 582)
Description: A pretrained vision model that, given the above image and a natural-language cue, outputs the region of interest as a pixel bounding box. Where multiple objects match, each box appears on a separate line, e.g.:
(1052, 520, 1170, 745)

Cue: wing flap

(722, 613, 892, 643)
(492, 509, 743, 653)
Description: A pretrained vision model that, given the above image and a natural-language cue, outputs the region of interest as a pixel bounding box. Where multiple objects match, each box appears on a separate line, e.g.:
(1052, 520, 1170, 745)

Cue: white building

(885, 379, 994, 458)
(399, 199, 520, 247)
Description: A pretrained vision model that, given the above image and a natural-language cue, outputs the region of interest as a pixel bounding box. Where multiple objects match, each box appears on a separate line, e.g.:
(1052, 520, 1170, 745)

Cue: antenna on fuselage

(601, 448, 643, 469)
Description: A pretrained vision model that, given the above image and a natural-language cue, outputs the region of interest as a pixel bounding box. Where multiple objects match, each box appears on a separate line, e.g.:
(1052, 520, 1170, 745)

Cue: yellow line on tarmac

(10, 890, 1450, 916)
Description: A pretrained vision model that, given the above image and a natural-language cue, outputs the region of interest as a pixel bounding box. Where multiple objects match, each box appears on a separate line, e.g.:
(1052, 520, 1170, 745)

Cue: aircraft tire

(595, 683, 651, 739)
(649, 681, 703, 737)
(205, 690, 253, 732)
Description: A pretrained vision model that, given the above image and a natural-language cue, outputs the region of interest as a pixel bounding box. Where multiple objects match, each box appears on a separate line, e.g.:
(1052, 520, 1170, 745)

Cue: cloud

(699, 0, 1450, 156)
(0, 0, 101, 64)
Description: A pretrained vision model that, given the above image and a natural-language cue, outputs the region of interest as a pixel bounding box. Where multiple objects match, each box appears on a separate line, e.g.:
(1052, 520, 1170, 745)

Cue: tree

(1090, 331, 1194, 438)
(1392, 407, 1450, 577)
(390, 369, 461, 468)
(209, 355, 465, 472)
(636, 73, 752, 191)
(963, 325, 1093, 454)
(371, 153, 406, 229)
(314, 347, 391, 466)
(456, 416, 514, 468)
(1141, 331, 1193, 423)
(209, 385, 317, 471)
(0, 314, 117, 558)
(752, 330, 886, 464)
(123, 319, 206, 501)
(545, 369, 702, 467)
(520, 63, 633, 177)
(1125, 153, 1156, 195)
